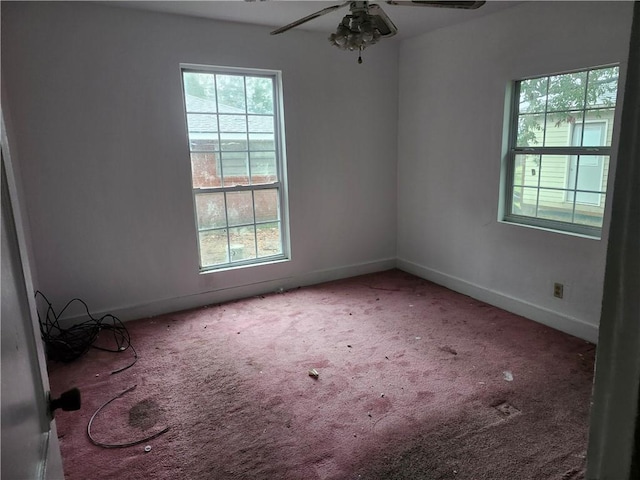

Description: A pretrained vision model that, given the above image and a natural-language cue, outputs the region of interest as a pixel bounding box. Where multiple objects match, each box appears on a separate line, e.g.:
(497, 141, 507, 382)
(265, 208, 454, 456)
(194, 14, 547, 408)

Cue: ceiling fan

(270, 1, 486, 63)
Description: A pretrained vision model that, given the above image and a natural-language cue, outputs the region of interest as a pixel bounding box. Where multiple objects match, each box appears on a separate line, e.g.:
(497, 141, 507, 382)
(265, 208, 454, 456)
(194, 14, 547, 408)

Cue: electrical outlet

(553, 282, 564, 299)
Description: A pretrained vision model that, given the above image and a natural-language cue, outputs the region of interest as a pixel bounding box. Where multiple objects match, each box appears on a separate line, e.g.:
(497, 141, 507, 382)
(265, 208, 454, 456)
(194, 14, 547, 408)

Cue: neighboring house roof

(185, 94, 274, 135)
(185, 93, 218, 113)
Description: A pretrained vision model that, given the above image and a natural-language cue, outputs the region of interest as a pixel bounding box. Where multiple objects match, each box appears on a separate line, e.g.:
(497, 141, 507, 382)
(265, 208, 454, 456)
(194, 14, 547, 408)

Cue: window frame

(180, 64, 290, 272)
(502, 65, 619, 239)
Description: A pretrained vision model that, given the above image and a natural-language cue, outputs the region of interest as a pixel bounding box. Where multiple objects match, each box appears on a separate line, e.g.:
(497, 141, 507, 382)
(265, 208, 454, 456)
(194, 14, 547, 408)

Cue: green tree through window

(517, 67, 618, 147)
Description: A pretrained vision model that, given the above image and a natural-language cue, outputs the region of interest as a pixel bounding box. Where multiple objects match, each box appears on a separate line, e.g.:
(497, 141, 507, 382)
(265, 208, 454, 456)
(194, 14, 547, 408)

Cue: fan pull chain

(358, 46, 363, 64)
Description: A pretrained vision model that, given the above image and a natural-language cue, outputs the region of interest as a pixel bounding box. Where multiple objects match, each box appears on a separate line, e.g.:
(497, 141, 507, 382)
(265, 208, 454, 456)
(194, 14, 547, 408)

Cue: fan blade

(386, 1, 486, 9)
(368, 4, 398, 37)
(270, 1, 351, 35)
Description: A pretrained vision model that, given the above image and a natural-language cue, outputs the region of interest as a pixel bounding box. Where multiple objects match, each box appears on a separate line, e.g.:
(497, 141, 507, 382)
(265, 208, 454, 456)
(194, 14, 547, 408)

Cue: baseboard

(56, 258, 397, 327)
(292, 257, 397, 289)
(396, 258, 599, 344)
(50, 256, 598, 344)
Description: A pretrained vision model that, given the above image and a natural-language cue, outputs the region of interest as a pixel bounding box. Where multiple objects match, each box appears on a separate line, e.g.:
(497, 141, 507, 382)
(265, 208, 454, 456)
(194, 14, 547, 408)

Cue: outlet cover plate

(554, 283, 564, 299)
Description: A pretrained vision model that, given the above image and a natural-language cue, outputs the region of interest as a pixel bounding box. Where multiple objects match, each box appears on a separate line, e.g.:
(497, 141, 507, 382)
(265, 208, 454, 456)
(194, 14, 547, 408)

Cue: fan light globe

(328, 13, 382, 52)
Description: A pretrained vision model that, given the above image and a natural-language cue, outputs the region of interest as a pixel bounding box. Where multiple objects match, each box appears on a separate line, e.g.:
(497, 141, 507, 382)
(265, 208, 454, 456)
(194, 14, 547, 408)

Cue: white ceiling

(101, 1, 521, 40)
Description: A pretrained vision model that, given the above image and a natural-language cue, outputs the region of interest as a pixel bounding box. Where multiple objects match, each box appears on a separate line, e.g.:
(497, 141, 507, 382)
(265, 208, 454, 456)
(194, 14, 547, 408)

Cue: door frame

(1, 102, 64, 478)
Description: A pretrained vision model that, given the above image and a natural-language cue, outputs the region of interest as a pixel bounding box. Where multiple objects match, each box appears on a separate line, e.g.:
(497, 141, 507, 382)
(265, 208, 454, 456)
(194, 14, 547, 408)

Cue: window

(503, 65, 619, 237)
(181, 66, 289, 270)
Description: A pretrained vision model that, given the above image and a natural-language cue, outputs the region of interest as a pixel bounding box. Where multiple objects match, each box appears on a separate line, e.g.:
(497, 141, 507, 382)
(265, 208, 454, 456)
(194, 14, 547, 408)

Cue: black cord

(35, 291, 137, 373)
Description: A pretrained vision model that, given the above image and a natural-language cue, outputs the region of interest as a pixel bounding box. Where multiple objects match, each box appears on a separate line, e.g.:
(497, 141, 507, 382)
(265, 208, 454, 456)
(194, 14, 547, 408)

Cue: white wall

(1, 2, 398, 320)
(397, 1, 634, 342)
(3, 2, 633, 342)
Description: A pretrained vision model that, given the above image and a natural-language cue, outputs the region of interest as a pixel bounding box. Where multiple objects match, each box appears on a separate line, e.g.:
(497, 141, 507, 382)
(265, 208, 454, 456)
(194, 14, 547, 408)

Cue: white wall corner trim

(396, 258, 599, 344)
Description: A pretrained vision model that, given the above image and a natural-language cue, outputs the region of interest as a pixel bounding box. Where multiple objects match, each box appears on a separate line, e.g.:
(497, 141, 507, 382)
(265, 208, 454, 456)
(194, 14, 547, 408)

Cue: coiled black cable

(35, 291, 137, 373)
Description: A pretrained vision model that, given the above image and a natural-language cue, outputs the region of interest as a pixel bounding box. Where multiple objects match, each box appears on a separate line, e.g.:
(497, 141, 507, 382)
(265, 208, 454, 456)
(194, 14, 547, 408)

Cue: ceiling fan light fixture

(328, 13, 382, 51)
(273, 0, 485, 63)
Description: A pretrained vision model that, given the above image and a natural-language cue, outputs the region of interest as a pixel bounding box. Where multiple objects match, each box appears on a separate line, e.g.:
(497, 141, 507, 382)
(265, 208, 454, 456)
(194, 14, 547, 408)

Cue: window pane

(189, 136, 219, 152)
(543, 111, 583, 147)
(250, 152, 277, 184)
(219, 114, 247, 133)
(257, 222, 282, 257)
(586, 66, 619, 109)
(221, 152, 249, 186)
(577, 112, 614, 146)
(567, 155, 607, 202)
(191, 153, 221, 188)
(536, 189, 575, 223)
(576, 155, 606, 192)
(183, 72, 217, 112)
(229, 226, 257, 262)
(571, 120, 606, 147)
(246, 77, 274, 114)
(195, 193, 226, 229)
(220, 133, 247, 151)
(216, 75, 246, 113)
(516, 114, 543, 147)
(537, 154, 568, 190)
(254, 189, 279, 222)
(248, 115, 274, 133)
(547, 71, 587, 112)
(574, 194, 606, 228)
(226, 191, 254, 226)
(187, 113, 217, 134)
(249, 134, 275, 151)
(199, 230, 229, 267)
(511, 186, 538, 217)
(518, 77, 548, 115)
(513, 154, 540, 188)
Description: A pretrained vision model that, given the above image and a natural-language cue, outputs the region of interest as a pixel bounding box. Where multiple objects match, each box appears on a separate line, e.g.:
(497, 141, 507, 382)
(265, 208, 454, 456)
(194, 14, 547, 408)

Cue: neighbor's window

(181, 66, 289, 270)
(504, 65, 620, 237)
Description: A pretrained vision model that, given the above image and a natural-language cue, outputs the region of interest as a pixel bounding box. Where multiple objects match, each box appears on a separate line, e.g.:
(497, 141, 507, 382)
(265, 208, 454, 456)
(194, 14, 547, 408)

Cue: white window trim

(501, 65, 619, 239)
(180, 64, 291, 272)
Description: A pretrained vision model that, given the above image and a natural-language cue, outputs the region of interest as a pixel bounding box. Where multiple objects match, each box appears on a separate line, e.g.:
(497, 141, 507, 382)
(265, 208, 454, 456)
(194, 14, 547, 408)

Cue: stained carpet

(48, 269, 595, 479)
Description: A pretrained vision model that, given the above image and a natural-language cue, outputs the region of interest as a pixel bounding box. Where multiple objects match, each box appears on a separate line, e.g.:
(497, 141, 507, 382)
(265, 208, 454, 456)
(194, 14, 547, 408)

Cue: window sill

(199, 255, 291, 275)
(499, 217, 602, 240)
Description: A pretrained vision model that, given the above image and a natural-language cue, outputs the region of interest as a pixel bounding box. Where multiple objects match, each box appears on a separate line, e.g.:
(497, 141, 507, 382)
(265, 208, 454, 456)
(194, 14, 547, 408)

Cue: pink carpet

(48, 269, 595, 479)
